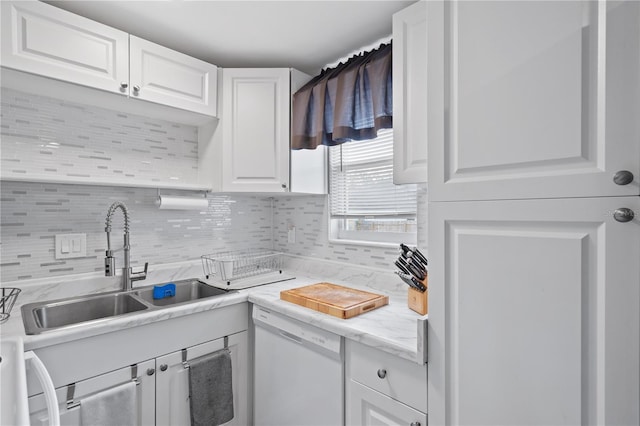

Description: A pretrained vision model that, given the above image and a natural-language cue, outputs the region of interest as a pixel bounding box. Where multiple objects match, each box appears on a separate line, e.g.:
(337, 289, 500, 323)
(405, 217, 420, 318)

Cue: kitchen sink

(21, 279, 235, 335)
(24, 292, 148, 333)
(135, 280, 229, 306)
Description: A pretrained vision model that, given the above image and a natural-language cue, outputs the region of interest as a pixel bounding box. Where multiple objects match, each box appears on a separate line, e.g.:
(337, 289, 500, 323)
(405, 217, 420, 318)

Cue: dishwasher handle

(279, 330, 303, 344)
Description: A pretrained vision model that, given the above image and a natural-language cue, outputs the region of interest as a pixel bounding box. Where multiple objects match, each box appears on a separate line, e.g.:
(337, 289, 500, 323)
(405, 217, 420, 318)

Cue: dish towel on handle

(80, 381, 137, 426)
(189, 348, 234, 426)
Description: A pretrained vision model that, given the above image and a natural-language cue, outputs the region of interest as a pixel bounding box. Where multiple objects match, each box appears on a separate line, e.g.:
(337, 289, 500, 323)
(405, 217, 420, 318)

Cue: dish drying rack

(201, 250, 285, 285)
(0, 287, 21, 324)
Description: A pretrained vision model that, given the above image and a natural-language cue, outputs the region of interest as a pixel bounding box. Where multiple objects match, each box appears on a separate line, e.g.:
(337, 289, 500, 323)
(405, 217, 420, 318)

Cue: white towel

(80, 381, 137, 426)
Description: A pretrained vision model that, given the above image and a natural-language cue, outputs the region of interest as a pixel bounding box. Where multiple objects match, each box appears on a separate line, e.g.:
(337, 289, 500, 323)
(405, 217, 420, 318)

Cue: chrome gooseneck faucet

(104, 201, 148, 291)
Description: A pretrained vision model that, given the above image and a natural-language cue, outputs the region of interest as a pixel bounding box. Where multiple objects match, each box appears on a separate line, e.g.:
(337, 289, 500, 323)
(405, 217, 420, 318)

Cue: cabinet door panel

(28, 359, 155, 426)
(347, 380, 426, 426)
(393, 1, 428, 184)
(428, 197, 640, 425)
(428, 0, 640, 201)
(0, 1, 129, 95)
(156, 332, 248, 426)
(129, 36, 217, 116)
(222, 68, 290, 192)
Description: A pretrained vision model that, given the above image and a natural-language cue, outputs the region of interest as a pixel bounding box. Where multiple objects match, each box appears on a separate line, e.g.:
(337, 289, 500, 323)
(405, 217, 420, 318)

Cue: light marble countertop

(0, 257, 427, 364)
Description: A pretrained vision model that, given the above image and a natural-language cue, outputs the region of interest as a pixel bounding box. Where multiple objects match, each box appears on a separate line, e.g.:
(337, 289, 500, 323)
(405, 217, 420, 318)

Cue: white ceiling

(44, 0, 415, 76)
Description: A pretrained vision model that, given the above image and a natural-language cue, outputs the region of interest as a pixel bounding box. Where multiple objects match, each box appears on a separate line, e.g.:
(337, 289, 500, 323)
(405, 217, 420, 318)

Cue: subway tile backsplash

(272, 184, 428, 270)
(0, 88, 427, 283)
(0, 181, 273, 282)
(1, 88, 199, 186)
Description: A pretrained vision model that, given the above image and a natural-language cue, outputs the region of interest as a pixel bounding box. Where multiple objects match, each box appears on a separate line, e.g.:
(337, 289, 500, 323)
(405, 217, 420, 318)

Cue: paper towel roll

(156, 196, 208, 210)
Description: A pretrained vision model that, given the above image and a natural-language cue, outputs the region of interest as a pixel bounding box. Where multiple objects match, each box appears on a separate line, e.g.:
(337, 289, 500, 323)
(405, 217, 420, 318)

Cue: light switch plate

(55, 233, 86, 259)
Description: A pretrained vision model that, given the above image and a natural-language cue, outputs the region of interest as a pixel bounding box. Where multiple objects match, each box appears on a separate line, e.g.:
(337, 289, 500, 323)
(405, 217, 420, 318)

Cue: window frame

(327, 130, 417, 247)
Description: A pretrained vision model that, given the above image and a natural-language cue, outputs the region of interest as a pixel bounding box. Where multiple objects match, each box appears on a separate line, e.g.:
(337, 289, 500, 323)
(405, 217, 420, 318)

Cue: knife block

(407, 275, 428, 315)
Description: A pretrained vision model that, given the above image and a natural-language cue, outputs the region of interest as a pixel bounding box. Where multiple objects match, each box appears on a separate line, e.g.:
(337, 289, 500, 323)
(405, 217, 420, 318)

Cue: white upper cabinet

(222, 68, 290, 192)
(428, 0, 640, 201)
(1, 0, 129, 95)
(129, 36, 217, 117)
(217, 68, 327, 194)
(393, 1, 428, 184)
(1, 1, 218, 118)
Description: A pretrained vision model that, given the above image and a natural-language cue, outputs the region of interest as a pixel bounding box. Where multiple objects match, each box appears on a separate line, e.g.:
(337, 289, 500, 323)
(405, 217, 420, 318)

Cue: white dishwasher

(253, 306, 343, 426)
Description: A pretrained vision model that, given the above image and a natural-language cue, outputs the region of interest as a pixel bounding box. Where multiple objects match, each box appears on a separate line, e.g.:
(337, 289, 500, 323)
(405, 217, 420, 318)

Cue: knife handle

(396, 271, 421, 291)
(412, 247, 429, 266)
(411, 277, 426, 292)
(395, 260, 412, 276)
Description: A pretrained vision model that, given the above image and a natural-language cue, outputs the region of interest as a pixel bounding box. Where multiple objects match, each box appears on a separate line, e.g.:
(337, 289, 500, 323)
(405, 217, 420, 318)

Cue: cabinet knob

(120, 82, 129, 90)
(146, 368, 155, 376)
(377, 369, 387, 379)
(613, 208, 635, 223)
(410, 422, 421, 426)
(281, 183, 287, 189)
(160, 364, 168, 372)
(613, 170, 634, 186)
(133, 85, 141, 94)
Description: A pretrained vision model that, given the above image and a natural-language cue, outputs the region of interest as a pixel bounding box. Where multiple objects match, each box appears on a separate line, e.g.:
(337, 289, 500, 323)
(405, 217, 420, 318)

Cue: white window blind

(329, 129, 417, 244)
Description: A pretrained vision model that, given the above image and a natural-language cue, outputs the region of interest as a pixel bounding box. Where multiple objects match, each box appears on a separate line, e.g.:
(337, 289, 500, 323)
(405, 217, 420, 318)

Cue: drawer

(346, 340, 427, 413)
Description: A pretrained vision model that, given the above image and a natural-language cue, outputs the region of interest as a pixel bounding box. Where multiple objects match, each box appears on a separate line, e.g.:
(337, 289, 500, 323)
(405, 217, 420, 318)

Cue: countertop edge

(4, 274, 427, 365)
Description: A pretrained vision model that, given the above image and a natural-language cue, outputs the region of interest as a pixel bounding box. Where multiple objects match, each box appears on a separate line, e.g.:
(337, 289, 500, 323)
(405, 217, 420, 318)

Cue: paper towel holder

(155, 190, 208, 211)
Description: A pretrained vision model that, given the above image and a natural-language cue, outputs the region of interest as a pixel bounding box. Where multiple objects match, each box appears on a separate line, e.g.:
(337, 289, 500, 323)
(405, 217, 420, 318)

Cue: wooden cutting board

(280, 282, 389, 319)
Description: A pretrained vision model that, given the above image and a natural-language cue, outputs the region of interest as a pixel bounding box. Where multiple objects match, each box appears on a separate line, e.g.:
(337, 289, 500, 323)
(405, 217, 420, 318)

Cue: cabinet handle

(281, 183, 287, 189)
(120, 82, 128, 90)
(613, 208, 635, 223)
(160, 364, 168, 372)
(613, 170, 634, 186)
(377, 369, 387, 379)
(133, 85, 141, 94)
(146, 368, 155, 376)
(410, 422, 421, 426)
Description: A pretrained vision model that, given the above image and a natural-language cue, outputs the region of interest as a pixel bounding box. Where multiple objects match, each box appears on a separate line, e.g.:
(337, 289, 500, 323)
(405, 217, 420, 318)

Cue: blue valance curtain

(291, 43, 392, 150)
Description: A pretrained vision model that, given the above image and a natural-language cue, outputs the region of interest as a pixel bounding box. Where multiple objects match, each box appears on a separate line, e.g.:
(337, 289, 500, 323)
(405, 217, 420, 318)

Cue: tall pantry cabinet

(426, 1, 640, 425)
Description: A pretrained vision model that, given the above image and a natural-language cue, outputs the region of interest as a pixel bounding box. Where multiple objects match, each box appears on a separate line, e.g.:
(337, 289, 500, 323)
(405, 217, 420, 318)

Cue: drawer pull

(377, 368, 387, 379)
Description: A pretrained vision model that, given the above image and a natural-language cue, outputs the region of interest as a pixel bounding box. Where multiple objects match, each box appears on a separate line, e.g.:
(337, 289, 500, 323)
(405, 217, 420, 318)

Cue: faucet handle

(131, 262, 148, 282)
(105, 255, 116, 277)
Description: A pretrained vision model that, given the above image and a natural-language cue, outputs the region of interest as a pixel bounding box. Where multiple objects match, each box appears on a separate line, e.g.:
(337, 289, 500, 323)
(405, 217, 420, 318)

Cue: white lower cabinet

(156, 333, 248, 426)
(428, 197, 640, 424)
(346, 340, 427, 426)
(28, 359, 156, 426)
(25, 304, 249, 426)
(348, 380, 426, 426)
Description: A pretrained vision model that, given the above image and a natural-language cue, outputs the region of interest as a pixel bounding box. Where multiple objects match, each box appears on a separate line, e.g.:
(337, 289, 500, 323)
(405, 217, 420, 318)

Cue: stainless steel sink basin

(23, 292, 149, 334)
(21, 279, 235, 335)
(135, 280, 229, 306)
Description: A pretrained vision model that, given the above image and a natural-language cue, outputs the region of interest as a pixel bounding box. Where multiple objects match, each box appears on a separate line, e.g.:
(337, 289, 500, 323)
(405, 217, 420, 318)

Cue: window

(329, 129, 417, 245)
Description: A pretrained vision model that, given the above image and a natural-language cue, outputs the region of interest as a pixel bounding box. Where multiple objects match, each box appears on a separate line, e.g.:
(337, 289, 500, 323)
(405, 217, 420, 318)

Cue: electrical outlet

(55, 233, 87, 259)
(287, 226, 296, 244)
